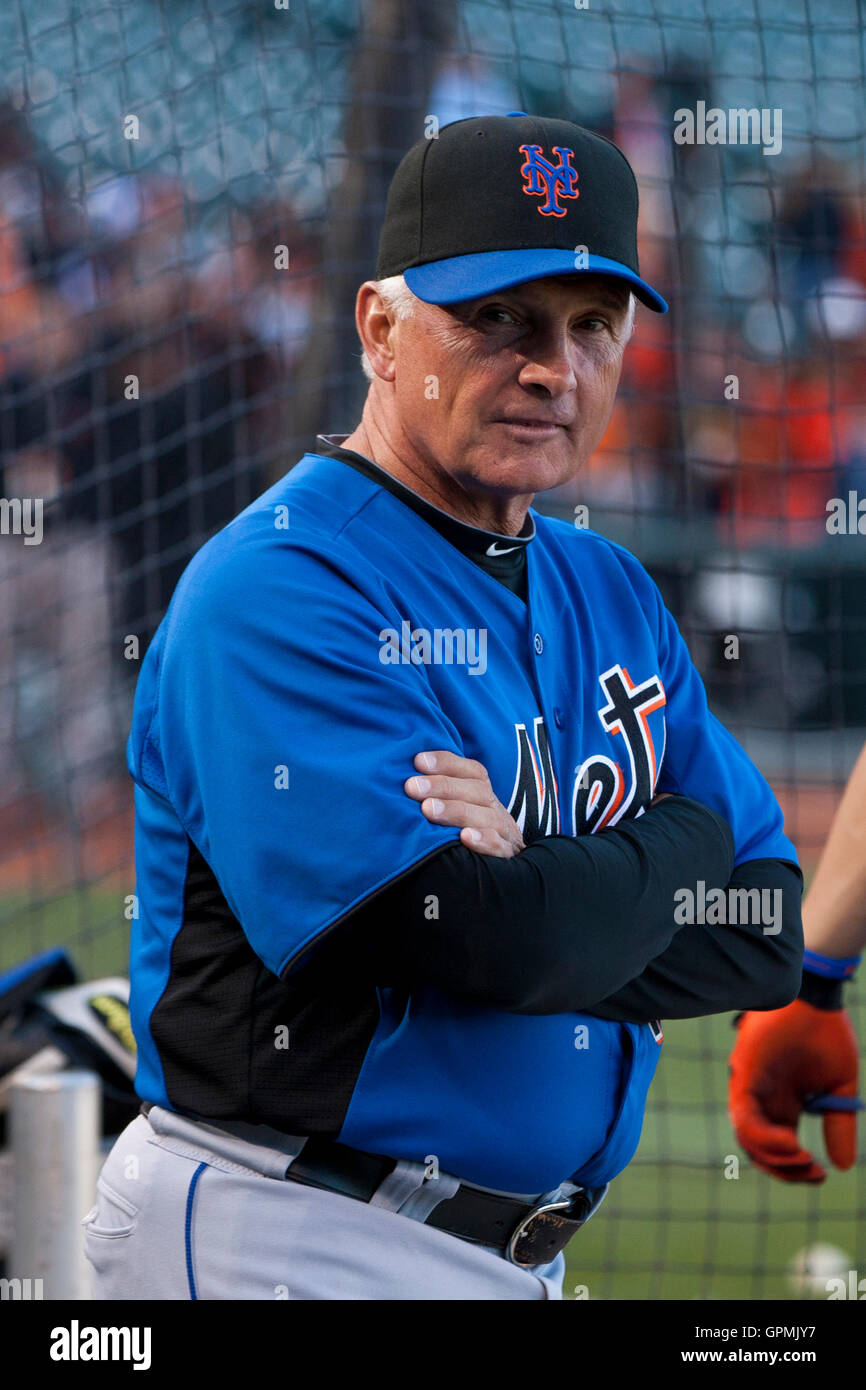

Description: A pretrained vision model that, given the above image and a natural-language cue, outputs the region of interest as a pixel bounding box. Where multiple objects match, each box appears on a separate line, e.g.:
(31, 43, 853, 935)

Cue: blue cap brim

(403, 249, 668, 314)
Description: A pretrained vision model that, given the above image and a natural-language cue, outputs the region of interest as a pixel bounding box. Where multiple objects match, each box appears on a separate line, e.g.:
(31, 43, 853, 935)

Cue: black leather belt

(286, 1135, 592, 1267)
(142, 1105, 592, 1266)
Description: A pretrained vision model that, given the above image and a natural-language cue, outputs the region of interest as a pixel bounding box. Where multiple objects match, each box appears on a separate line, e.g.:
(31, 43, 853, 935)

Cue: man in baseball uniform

(85, 114, 803, 1301)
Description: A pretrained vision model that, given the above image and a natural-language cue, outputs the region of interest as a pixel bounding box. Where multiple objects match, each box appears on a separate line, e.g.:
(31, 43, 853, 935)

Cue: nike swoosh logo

(486, 541, 522, 556)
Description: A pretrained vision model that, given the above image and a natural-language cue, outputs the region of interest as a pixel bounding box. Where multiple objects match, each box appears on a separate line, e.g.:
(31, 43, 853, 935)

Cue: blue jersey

(126, 449, 796, 1195)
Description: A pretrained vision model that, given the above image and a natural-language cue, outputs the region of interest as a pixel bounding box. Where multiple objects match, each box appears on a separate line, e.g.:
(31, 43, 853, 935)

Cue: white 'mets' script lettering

(49, 1320, 152, 1371)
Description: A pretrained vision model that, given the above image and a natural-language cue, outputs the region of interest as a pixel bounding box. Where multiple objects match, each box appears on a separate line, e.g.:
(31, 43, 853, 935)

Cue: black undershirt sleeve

(587, 857, 804, 1022)
(356, 800, 802, 1019)
(359, 795, 746, 1014)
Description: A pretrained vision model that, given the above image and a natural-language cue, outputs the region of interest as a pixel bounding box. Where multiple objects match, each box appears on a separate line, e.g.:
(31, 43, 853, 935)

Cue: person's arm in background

(728, 741, 866, 1183)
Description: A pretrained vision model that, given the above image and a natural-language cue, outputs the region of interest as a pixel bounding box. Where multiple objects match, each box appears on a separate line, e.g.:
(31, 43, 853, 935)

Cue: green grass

(0, 888, 132, 980)
(565, 1160, 865, 1300)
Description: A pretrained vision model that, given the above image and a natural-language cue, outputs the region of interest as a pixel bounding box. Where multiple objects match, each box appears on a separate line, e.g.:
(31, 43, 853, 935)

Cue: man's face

(390, 275, 632, 500)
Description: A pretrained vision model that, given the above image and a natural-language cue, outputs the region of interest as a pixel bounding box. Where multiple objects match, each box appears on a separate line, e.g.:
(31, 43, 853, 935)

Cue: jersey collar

(315, 434, 534, 600)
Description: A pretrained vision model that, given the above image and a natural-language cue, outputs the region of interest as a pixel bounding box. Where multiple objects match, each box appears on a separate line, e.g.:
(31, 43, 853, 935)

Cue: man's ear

(356, 282, 397, 382)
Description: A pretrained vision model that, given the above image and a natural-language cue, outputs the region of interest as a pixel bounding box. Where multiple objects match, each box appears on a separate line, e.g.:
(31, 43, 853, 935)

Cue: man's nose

(517, 331, 577, 396)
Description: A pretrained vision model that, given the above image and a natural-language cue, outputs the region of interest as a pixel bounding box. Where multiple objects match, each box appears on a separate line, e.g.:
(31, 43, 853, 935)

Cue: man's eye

(478, 306, 519, 325)
(579, 317, 609, 332)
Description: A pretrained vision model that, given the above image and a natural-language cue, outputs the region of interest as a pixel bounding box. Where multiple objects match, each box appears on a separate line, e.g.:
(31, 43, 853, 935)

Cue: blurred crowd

(561, 71, 866, 546)
(0, 97, 318, 828)
(1, 59, 866, 832)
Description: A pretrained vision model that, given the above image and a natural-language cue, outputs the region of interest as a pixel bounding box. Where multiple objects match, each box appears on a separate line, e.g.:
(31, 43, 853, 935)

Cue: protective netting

(1, 0, 864, 1299)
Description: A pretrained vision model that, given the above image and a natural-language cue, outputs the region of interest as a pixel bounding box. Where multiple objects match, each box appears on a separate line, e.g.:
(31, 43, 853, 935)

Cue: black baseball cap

(377, 112, 667, 313)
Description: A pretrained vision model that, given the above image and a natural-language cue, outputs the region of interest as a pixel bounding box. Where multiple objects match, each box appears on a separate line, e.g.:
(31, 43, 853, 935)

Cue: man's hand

(728, 1000, 860, 1183)
(405, 750, 525, 859)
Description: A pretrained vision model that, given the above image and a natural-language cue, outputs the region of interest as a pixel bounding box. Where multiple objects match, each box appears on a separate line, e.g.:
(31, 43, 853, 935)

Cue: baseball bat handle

(802, 1094, 866, 1114)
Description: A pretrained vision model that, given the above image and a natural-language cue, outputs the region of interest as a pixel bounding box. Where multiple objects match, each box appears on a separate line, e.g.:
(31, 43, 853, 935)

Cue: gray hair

(622, 291, 636, 339)
(359, 274, 635, 380)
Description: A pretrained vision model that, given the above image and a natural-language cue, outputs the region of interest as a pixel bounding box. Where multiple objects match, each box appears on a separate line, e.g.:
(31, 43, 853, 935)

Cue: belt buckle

(506, 1195, 583, 1268)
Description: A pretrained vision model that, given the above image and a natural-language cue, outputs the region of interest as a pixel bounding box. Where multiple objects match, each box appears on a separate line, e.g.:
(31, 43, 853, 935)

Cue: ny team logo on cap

(518, 144, 579, 218)
(378, 115, 668, 312)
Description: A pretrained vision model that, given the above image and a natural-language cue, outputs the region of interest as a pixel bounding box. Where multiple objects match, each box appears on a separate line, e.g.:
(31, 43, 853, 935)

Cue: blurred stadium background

(1, 0, 865, 1299)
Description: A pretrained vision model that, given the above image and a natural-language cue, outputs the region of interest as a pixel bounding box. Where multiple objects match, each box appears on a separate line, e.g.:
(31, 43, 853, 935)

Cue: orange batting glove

(728, 962, 862, 1183)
